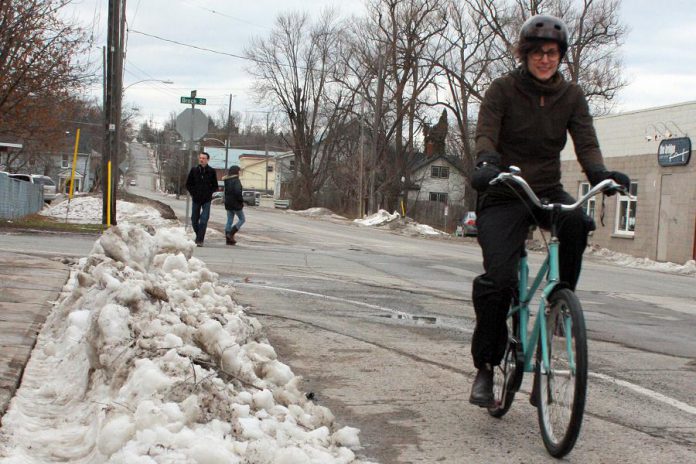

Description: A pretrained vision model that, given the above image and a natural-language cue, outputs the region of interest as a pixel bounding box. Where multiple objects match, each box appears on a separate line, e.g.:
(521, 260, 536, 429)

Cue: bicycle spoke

(536, 288, 587, 458)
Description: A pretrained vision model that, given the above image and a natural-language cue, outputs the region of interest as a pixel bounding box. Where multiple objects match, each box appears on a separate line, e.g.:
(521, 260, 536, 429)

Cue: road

(3, 142, 694, 463)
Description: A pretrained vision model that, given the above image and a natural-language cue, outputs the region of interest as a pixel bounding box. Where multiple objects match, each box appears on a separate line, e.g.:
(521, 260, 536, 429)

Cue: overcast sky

(64, 0, 696, 130)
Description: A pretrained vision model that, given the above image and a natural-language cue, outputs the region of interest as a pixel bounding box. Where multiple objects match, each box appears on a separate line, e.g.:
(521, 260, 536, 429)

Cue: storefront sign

(658, 137, 691, 166)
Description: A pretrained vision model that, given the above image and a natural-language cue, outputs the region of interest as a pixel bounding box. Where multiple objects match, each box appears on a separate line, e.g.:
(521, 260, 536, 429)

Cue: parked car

(30, 175, 58, 203)
(242, 190, 260, 206)
(211, 191, 224, 205)
(129, 179, 136, 186)
(8, 173, 57, 203)
(8, 173, 31, 182)
(456, 211, 477, 237)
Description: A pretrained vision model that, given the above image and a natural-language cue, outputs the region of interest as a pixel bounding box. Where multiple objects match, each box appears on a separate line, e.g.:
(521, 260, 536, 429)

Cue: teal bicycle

(485, 166, 625, 458)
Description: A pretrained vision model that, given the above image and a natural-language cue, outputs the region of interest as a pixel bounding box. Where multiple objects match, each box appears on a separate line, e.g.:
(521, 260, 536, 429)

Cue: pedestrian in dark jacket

(185, 151, 218, 246)
(222, 165, 245, 245)
(467, 15, 631, 407)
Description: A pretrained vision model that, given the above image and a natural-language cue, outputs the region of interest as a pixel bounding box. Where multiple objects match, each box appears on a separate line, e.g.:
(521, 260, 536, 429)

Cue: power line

(129, 28, 255, 62)
(180, 0, 267, 29)
(128, 28, 325, 73)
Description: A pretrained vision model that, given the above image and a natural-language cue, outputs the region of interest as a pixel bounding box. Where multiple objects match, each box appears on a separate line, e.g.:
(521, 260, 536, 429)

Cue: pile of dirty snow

(40, 196, 165, 226)
(291, 208, 347, 220)
(586, 244, 696, 276)
(355, 210, 446, 237)
(0, 223, 370, 463)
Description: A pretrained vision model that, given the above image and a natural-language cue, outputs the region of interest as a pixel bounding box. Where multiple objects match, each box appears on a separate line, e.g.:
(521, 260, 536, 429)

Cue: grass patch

(0, 213, 104, 234)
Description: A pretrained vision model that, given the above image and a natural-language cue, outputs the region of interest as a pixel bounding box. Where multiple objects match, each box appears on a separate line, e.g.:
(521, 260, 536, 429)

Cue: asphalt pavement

(0, 250, 70, 419)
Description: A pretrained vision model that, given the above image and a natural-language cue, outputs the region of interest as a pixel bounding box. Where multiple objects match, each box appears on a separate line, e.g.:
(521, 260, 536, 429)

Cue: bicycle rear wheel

(488, 312, 522, 418)
(535, 288, 587, 457)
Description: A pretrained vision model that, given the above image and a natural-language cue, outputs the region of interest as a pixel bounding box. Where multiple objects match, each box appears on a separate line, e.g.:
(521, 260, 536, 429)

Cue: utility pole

(113, 0, 126, 222)
(358, 98, 365, 218)
(184, 90, 198, 230)
(370, 54, 385, 215)
(102, 0, 125, 226)
(225, 93, 233, 171)
(265, 112, 269, 193)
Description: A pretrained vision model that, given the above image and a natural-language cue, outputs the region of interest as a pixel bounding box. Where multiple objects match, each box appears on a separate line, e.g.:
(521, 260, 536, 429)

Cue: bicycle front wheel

(535, 288, 587, 458)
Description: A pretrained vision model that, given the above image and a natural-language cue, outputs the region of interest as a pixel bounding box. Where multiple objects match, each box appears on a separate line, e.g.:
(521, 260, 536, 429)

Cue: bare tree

(0, 0, 94, 166)
(431, 0, 508, 183)
(343, 0, 448, 213)
(561, 0, 628, 113)
(245, 10, 345, 209)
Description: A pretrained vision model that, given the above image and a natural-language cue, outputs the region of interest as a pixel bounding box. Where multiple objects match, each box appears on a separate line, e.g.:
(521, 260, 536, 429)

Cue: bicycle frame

(493, 167, 624, 377)
(511, 236, 562, 376)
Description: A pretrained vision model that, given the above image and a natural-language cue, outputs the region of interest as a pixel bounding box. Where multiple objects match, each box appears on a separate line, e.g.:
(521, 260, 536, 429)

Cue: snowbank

(0, 221, 371, 463)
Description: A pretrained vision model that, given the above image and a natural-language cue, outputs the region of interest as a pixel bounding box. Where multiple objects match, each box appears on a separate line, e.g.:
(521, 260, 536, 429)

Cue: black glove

(471, 151, 502, 192)
(586, 168, 630, 196)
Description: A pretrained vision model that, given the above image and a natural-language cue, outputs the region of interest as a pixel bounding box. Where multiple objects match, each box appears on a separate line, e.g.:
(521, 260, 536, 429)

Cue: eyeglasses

(530, 48, 561, 61)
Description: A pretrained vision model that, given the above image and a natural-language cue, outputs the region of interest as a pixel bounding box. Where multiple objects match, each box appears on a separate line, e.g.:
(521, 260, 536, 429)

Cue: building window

(266, 165, 274, 172)
(61, 155, 69, 168)
(578, 182, 596, 219)
(431, 165, 449, 179)
(615, 182, 638, 235)
(289, 160, 295, 170)
(429, 192, 448, 203)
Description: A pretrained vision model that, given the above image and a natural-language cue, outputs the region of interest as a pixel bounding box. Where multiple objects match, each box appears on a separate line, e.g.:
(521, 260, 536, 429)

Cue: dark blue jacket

(186, 164, 218, 204)
(223, 174, 244, 210)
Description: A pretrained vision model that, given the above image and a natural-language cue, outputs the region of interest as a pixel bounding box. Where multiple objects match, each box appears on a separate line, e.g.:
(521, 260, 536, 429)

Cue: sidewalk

(0, 250, 69, 418)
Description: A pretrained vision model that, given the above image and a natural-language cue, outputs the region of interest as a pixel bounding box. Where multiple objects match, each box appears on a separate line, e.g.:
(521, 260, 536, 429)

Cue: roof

(204, 147, 288, 169)
(409, 152, 467, 175)
(0, 142, 23, 150)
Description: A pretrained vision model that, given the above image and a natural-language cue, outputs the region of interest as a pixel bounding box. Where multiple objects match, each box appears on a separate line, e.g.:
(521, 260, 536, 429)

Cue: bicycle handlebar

(489, 165, 629, 211)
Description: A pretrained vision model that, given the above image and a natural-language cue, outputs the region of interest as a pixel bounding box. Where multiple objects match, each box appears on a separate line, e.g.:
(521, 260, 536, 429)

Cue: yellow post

(68, 129, 80, 198)
(107, 161, 112, 228)
(401, 199, 405, 217)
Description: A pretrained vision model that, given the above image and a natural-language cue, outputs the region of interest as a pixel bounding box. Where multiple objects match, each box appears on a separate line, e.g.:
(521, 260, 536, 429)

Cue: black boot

(226, 226, 238, 245)
(469, 364, 494, 407)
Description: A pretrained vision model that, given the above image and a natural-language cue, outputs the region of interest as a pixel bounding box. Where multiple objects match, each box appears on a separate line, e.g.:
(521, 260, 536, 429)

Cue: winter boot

(226, 226, 238, 245)
(225, 231, 235, 246)
(469, 364, 494, 407)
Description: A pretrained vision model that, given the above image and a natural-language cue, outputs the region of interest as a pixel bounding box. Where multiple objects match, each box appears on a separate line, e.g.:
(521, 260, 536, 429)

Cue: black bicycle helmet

(519, 14, 569, 55)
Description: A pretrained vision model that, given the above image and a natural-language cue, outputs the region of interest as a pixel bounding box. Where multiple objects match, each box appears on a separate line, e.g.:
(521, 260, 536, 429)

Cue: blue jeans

(191, 201, 211, 243)
(225, 209, 245, 233)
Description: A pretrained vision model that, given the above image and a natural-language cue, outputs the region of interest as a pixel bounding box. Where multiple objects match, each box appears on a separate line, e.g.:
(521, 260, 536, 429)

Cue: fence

(407, 200, 468, 234)
(0, 173, 44, 219)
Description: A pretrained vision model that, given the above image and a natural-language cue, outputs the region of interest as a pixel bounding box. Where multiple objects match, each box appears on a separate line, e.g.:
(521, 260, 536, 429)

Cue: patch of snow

(586, 244, 696, 276)
(354, 210, 400, 227)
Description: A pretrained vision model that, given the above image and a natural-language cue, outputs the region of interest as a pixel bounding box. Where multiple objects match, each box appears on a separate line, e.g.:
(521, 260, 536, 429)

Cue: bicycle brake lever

(489, 171, 512, 185)
(602, 180, 630, 197)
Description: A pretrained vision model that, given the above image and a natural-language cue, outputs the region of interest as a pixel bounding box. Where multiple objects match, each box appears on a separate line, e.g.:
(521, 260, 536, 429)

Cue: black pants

(471, 188, 594, 369)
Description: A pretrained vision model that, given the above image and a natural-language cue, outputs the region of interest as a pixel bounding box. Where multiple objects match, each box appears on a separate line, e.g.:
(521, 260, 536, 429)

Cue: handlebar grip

(601, 180, 629, 196)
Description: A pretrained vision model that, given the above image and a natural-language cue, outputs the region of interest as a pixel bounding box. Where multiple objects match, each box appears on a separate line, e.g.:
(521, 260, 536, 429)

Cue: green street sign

(180, 96, 207, 105)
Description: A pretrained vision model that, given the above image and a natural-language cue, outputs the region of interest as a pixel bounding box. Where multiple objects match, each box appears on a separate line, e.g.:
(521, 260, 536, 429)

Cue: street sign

(175, 108, 209, 141)
(180, 96, 207, 105)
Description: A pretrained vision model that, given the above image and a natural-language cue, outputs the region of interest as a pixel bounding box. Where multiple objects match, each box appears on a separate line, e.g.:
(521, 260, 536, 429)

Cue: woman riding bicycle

(468, 14, 630, 407)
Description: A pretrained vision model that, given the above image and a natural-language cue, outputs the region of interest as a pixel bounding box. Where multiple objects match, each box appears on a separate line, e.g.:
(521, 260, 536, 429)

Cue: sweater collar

(514, 65, 566, 96)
